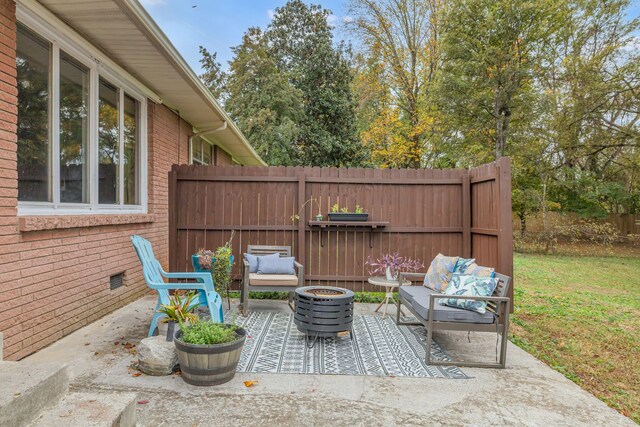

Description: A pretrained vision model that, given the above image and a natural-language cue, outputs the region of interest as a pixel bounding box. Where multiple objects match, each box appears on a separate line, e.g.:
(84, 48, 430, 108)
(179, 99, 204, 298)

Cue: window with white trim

(16, 20, 147, 215)
(191, 137, 214, 165)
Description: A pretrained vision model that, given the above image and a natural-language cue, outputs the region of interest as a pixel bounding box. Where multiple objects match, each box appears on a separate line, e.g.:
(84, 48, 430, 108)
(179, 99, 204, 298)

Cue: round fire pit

(294, 286, 354, 346)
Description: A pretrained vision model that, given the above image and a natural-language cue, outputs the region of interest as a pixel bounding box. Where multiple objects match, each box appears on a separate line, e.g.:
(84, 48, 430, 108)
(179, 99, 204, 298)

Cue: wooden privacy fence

(168, 157, 513, 302)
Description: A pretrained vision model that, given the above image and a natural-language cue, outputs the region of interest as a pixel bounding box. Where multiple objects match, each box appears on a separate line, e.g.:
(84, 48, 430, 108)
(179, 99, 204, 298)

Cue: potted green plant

(192, 232, 235, 309)
(157, 291, 199, 341)
(328, 203, 368, 222)
(292, 197, 324, 222)
(174, 320, 247, 386)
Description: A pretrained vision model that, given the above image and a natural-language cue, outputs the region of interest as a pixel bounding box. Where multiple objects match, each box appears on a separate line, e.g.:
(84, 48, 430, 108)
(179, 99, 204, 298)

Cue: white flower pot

(385, 267, 398, 281)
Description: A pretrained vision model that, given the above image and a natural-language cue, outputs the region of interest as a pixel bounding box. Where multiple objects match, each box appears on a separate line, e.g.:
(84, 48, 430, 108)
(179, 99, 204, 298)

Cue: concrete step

(0, 361, 69, 427)
(28, 391, 137, 427)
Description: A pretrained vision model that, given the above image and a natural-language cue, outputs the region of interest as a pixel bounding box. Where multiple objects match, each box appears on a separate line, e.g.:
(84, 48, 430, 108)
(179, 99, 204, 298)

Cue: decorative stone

(137, 336, 178, 376)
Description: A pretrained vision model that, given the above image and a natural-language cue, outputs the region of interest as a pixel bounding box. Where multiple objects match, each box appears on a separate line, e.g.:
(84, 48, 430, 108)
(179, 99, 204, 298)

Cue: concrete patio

(23, 296, 634, 426)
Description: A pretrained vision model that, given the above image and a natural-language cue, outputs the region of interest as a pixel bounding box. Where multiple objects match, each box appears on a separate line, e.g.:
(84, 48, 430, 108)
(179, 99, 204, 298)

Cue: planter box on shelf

(328, 212, 369, 222)
(174, 326, 246, 386)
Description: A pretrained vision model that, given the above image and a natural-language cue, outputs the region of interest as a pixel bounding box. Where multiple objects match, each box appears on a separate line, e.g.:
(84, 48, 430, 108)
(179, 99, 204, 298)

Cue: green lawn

(511, 252, 640, 423)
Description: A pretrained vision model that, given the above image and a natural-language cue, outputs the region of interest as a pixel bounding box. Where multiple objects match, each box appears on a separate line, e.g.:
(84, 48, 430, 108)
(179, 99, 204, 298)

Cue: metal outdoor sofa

(396, 272, 511, 369)
(241, 245, 304, 316)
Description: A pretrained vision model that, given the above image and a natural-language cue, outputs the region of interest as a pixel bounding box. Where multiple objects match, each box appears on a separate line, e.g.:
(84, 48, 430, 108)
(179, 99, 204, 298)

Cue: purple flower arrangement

(366, 253, 424, 280)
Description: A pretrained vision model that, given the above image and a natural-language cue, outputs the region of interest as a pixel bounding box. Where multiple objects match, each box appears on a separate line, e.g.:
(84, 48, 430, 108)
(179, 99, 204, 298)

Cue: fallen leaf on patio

(132, 372, 142, 377)
(14, 393, 21, 396)
(84, 343, 90, 346)
(137, 400, 149, 405)
(243, 380, 258, 387)
(94, 352, 99, 356)
(123, 342, 135, 349)
(114, 341, 120, 346)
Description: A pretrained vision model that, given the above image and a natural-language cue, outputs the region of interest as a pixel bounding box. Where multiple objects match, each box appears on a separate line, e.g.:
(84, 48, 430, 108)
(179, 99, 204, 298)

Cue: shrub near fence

(168, 158, 513, 305)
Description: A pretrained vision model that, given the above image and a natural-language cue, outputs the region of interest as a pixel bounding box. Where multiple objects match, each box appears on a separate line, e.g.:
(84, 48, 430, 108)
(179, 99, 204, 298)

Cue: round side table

(367, 276, 408, 319)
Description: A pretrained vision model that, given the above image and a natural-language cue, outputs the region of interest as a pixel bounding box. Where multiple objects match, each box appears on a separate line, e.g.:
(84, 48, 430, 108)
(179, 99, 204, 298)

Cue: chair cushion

(413, 294, 495, 324)
(249, 273, 298, 286)
(462, 263, 495, 277)
(244, 252, 279, 273)
(423, 253, 459, 292)
(257, 256, 295, 275)
(439, 274, 498, 314)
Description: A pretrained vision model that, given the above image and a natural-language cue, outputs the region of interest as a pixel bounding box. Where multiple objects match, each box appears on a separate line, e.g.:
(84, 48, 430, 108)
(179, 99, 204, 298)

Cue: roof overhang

(31, 0, 266, 166)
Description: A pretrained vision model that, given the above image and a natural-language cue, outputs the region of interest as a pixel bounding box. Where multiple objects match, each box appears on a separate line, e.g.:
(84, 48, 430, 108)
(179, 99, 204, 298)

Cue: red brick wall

(0, 0, 20, 358)
(214, 145, 234, 165)
(0, 0, 192, 359)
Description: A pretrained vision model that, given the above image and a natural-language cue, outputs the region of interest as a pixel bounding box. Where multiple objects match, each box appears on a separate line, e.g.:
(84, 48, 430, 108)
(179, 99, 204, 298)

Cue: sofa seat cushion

(249, 273, 298, 287)
(399, 285, 438, 303)
(400, 285, 495, 324)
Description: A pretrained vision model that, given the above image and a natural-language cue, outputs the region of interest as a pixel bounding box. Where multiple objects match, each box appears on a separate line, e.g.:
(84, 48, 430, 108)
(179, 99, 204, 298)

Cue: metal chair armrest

(427, 294, 510, 321)
(400, 272, 426, 284)
(430, 294, 510, 303)
(294, 261, 304, 286)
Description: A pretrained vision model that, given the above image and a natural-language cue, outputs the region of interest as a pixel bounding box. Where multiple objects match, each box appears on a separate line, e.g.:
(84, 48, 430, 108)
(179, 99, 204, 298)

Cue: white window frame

(190, 137, 215, 166)
(16, 3, 148, 216)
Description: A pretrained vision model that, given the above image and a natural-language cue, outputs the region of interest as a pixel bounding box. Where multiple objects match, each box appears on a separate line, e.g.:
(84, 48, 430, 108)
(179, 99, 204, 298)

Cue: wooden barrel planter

(174, 327, 246, 386)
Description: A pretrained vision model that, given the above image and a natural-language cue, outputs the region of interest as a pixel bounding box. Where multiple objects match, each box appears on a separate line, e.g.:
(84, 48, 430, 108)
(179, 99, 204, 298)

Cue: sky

(140, 0, 351, 74)
(141, 0, 640, 75)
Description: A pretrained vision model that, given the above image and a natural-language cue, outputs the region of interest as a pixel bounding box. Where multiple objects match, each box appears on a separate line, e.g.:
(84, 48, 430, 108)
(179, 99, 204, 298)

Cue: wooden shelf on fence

(308, 220, 389, 248)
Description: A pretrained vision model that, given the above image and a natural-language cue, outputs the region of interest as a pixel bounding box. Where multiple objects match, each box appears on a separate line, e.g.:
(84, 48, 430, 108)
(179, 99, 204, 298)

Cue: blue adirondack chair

(130, 235, 224, 337)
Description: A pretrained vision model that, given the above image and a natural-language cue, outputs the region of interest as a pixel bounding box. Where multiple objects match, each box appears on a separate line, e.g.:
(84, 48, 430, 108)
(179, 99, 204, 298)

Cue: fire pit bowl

(294, 286, 354, 345)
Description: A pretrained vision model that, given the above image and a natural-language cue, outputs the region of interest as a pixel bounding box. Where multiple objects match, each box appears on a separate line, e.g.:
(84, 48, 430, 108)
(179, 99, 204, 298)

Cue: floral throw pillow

(463, 263, 495, 278)
(454, 257, 475, 274)
(423, 254, 459, 292)
(439, 274, 498, 314)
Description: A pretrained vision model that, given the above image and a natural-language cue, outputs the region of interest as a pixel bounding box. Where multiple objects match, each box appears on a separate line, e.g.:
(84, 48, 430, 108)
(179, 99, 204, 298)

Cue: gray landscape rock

(137, 336, 178, 376)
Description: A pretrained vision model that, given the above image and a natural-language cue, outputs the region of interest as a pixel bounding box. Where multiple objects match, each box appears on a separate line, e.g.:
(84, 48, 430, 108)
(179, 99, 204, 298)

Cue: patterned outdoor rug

(233, 312, 468, 379)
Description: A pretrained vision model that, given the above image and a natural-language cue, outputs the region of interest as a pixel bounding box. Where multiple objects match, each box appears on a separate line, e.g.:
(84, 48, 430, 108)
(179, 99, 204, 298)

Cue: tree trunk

(495, 105, 511, 159)
(519, 213, 527, 236)
(407, 107, 421, 168)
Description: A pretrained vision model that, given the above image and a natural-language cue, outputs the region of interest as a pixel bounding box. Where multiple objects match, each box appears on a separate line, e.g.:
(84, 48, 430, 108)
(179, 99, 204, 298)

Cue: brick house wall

(0, 0, 200, 359)
(215, 145, 234, 166)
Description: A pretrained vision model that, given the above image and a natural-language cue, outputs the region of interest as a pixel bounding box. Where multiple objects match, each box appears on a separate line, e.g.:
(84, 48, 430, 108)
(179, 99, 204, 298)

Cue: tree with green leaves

(438, 0, 562, 161)
(265, 0, 365, 166)
(348, 0, 444, 168)
(200, 0, 365, 167)
(222, 28, 303, 166)
(199, 47, 228, 103)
